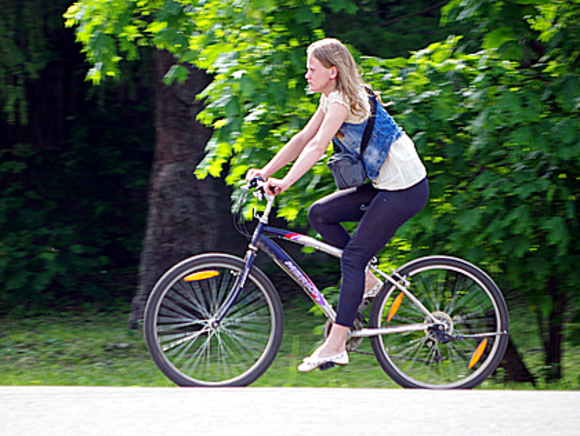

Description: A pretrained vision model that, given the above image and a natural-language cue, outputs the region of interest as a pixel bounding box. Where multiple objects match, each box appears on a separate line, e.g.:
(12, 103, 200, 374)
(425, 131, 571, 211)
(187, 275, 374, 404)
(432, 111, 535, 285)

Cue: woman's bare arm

(268, 102, 348, 193)
(259, 106, 327, 178)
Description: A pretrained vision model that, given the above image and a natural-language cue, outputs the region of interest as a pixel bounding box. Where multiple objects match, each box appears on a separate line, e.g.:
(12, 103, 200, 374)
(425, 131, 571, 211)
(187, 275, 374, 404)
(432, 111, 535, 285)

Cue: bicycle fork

(212, 201, 273, 325)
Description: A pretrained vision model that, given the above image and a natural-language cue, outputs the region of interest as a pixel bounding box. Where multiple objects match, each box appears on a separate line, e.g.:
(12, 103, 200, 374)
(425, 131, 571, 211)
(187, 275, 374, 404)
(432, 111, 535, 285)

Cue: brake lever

(253, 190, 264, 201)
(242, 177, 273, 203)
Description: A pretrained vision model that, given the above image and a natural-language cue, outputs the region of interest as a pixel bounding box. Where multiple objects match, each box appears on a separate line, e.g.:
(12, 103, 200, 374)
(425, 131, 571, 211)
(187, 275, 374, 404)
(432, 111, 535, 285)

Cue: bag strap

(360, 87, 377, 156)
(332, 86, 377, 154)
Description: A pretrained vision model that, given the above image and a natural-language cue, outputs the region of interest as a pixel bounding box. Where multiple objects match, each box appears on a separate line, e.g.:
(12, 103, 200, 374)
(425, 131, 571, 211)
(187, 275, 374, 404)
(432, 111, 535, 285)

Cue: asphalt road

(1, 386, 579, 436)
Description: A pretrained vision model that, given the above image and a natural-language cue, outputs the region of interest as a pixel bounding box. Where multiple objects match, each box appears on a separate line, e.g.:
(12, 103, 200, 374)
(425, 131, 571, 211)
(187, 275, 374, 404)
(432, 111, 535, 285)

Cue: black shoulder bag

(327, 88, 377, 190)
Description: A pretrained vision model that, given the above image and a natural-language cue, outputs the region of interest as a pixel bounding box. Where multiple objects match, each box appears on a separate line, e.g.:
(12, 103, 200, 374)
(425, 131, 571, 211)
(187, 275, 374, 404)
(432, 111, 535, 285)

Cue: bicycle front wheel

(369, 256, 509, 389)
(143, 253, 284, 387)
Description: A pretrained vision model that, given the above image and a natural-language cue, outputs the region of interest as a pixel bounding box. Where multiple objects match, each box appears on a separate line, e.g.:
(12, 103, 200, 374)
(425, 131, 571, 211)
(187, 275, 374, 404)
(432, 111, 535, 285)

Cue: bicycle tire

(143, 253, 284, 387)
(369, 256, 509, 389)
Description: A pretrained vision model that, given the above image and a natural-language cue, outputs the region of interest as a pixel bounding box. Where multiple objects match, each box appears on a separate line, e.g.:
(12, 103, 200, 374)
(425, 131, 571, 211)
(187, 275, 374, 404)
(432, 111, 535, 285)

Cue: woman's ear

(330, 66, 338, 80)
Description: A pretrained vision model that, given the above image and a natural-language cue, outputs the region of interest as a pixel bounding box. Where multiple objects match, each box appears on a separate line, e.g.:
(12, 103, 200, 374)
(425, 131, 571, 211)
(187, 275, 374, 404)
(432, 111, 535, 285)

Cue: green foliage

(0, 101, 153, 313)
(65, 0, 197, 84)
(442, 0, 580, 68)
(362, 36, 579, 382)
(322, 0, 470, 59)
(65, 0, 359, 226)
(66, 0, 578, 291)
(191, 0, 349, 224)
(0, 0, 73, 124)
(436, 0, 580, 379)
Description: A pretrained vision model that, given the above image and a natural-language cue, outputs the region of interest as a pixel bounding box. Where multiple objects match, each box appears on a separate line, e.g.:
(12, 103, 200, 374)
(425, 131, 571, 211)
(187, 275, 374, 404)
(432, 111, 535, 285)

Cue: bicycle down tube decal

(283, 260, 327, 307)
(257, 233, 330, 310)
(283, 232, 303, 241)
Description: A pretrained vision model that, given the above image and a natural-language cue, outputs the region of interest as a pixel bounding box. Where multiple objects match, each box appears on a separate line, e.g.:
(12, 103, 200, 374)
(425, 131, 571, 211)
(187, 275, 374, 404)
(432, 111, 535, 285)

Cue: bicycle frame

(215, 189, 439, 337)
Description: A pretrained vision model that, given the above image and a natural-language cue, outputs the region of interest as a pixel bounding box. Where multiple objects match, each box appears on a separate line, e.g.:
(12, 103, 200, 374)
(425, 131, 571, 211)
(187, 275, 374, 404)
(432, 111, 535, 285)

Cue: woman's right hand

(246, 168, 268, 183)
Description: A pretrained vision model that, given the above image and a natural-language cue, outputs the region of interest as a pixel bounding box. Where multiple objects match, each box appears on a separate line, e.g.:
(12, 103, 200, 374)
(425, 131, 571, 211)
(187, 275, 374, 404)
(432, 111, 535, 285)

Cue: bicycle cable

(232, 177, 264, 240)
(232, 178, 265, 240)
(232, 188, 252, 239)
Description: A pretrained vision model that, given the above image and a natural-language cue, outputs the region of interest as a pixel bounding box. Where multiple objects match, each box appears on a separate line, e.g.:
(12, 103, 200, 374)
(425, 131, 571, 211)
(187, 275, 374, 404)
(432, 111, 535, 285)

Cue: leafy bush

(0, 101, 153, 314)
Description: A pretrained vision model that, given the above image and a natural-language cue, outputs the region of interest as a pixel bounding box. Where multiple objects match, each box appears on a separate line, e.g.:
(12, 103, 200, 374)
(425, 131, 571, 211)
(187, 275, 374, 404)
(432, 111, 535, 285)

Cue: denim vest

(331, 95, 403, 180)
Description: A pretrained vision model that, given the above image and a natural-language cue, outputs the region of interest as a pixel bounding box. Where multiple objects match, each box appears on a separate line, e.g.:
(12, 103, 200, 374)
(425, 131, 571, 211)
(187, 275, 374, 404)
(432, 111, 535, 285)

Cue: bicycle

(143, 179, 509, 389)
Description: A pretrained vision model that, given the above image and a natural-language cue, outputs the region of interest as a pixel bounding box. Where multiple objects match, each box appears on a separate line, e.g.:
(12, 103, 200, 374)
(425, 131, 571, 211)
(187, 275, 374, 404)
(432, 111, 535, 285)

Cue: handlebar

(242, 177, 275, 203)
(234, 177, 277, 238)
(247, 176, 264, 189)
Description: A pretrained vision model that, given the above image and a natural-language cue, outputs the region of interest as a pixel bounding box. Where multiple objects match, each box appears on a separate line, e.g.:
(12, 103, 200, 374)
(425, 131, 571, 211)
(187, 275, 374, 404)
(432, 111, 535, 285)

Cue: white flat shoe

(363, 281, 382, 299)
(297, 350, 349, 373)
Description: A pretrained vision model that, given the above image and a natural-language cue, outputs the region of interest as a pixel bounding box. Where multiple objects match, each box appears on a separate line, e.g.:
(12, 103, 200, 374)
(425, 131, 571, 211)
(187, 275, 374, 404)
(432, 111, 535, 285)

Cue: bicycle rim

(370, 256, 509, 389)
(144, 254, 283, 387)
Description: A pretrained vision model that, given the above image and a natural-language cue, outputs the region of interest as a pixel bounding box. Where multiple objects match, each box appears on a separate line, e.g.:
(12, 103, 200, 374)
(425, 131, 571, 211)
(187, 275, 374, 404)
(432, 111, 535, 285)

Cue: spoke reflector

(387, 293, 404, 322)
(184, 270, 220, 282)
(468, 338, 488, 369)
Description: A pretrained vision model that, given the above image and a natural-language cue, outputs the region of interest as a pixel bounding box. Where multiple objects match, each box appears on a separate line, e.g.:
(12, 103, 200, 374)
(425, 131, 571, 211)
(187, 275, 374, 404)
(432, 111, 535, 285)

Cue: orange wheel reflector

(387, 293, 404, 323)
(468, 338, 488, 369)
(184, 270, 220, 282)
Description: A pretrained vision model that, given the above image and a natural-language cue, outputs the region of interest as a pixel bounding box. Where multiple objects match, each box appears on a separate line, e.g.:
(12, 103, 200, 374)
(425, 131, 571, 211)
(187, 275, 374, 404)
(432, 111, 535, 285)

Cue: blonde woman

(247, 38, 428, 372)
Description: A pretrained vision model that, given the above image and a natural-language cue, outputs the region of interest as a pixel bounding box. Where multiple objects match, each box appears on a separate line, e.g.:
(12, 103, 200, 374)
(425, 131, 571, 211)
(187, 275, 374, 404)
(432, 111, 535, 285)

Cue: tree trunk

(128, 50, 226, 328)
(499, 338, 537, 385)
(537, 277, 566, 382)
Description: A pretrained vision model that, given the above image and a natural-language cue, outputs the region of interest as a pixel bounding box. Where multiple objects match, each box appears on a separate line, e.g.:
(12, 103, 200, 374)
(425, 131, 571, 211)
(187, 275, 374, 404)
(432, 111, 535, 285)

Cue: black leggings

(308, 178, 429, 327)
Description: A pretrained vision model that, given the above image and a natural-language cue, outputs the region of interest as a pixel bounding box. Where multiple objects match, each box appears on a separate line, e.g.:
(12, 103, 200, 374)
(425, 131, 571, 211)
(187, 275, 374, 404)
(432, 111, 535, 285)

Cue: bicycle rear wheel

(369, 256, 509, 389)
(143, 253, 284, 387)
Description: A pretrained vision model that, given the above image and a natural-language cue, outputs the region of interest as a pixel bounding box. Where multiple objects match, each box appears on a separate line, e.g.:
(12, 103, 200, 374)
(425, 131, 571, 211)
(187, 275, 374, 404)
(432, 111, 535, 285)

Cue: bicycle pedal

(318, 362, 336, 371)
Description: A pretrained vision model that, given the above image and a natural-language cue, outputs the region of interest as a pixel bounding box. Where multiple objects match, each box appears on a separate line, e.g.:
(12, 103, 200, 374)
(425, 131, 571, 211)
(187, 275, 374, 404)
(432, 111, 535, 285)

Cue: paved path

(1, 386, 579, 436)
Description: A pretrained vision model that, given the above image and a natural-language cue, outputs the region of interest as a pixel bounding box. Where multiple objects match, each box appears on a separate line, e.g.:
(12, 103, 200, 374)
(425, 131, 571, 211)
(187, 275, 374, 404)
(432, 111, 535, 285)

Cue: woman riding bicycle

(246, 38, 429, 372)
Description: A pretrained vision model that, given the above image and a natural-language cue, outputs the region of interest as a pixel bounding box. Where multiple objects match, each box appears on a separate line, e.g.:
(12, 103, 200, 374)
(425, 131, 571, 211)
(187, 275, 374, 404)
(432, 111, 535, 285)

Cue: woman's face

(305, 54, 337, 95)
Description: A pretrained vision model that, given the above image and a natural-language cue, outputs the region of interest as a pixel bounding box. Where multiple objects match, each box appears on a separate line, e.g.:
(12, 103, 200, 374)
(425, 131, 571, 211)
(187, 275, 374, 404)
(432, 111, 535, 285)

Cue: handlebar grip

(249, 177, 265, 189)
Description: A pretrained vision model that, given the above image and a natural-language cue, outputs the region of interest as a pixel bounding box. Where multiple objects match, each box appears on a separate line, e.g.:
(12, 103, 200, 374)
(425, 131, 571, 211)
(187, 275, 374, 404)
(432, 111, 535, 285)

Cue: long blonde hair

(307, 38, 367, 118)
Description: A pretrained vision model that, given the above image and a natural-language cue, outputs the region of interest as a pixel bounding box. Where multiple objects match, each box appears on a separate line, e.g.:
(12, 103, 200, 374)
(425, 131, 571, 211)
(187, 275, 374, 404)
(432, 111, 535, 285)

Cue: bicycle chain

(352, 349, 374, 356)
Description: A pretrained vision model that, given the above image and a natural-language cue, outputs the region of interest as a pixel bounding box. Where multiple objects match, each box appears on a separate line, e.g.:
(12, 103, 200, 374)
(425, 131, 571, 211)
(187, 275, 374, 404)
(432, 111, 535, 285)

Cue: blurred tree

(0, 0, 80, 143)
(64, 1, 245, 326)
(64, 0, 354, 324)
(1, 0, 59, 125)
(0, 0, 155, 313)
(130, 51, 225, 328)
(25, 0, 577, 384)
(438, 0, 580, 384)
(1, 0, 461, 317)
(354, 0, 579, 383)
(322, 0, 467, 58)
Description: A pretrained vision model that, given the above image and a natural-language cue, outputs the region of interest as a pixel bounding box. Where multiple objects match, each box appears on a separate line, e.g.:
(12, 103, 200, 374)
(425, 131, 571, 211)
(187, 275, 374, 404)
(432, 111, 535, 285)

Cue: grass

(1, 295, 579, 389)
(0, 299, 397, 388)
(0, 308, 170, 387)
(254, 299, 401, 388)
